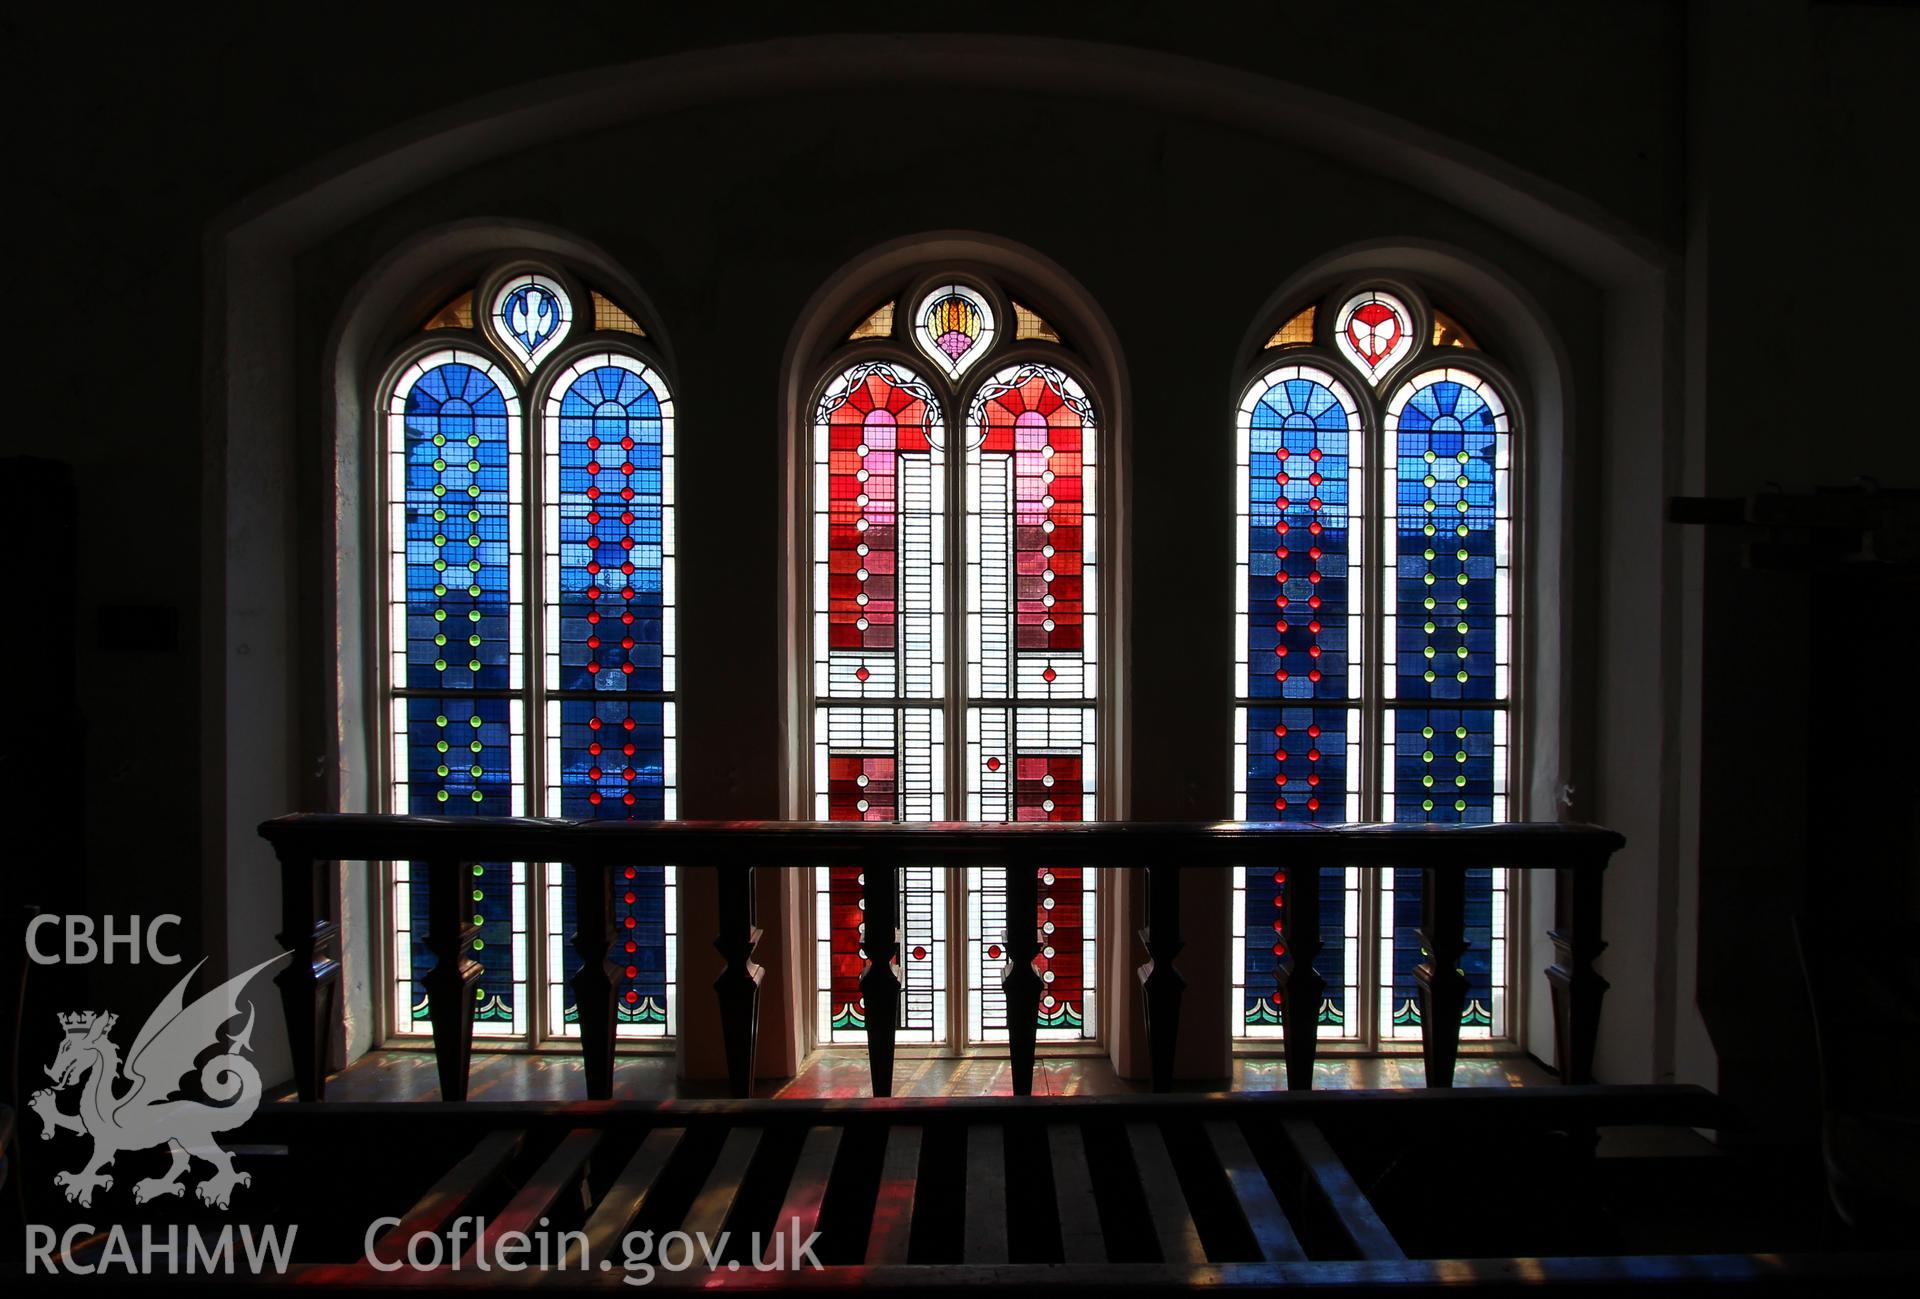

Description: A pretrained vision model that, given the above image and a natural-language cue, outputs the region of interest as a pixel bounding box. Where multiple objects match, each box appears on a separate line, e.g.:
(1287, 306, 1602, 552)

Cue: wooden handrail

(257, 814, 1620, 1104)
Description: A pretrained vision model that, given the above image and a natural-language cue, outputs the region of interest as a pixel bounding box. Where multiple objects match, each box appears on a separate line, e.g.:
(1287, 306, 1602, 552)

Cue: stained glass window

(382, 271, 678, 1045)
(1232, 289, 1517, 1049)
(1333, 290, 1414, 384)
(809, 281, 1102, 1050)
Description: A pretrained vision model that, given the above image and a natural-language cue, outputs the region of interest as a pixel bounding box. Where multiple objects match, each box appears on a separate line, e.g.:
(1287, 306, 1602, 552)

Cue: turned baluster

(1415, 866, 1469, 1088)
(713, 865, 763, 1099)
(270, 845, 341, 1102)
(570, 861, 618, 1100)
(1278, 861, 1324, 1091)
(1137, 864, 1185, 1093)
(859, 863, 901, 1097)
(423, 857, 482, 1102)
(1002, 862, 1043, 1096)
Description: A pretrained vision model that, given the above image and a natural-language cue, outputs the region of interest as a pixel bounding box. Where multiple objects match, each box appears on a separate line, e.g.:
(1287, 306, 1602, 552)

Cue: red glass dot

(912, 946, 927, 961)
(1275, 749, 1288, 762)
(1309, 546, 1323, 560)
(1272, 992, 1284, 1005)
(588, 717, 602, 731)
(621, 662, 634, 674)
(623, 792, 636, 806)
(621, 436, 635, 451)
(1309, 645, 1321, 658)
(622, 636, 634, 650)
(1276, 619, 1289, 633)
(621, 537, 634, 551)
(1274, 797, 1288, 812)
(586, 586, 601, 600)
(586, 662, 599, 674)
(1276, 521, 1290, 535)
(1275, 595, 1290, 609)
(621, 462, 635, 476)
(621, 561, 635, 576)
(587, 636, 601, 650)
(1275, 546, 1289, 560)
(624, 767, 636, 781)
(586, 511, 600, 526)
(623, 717, 636, 731)
(1309, 497, 1323, 511)
(1309, 748, 1322, 762)
(1309, 620, 1321, 634)
(625, 990, 638, 1005)
(625, 940, 636, 953)
(586, 461, 601, 476)
(1041, 667, 1057, 682)
(1275, 471, 1290, 485)
(621, 511, 634, 526)
(1308, 773, 1321, 787)
(589, 742, 602, 757)
(987, 945, 1002, 960)
(1308, 447, 1322, 462)
(986, 757, 1001, 771)
(626, 965, 638, 979)
(1272, 919, 1285, 933)
(1273, 725, 1287, 737)
(855, 667, 870, 682)
(585, 562, 600, 576)
(1308, 595, 1322, 609)
(587, 611, 600, 625)
(624, 866, 636, 879)
(1309, 471, 1322, 487)
(625, 891, 637, 905)
(1273, 942, 1286, 957)
(1308, 668, 1322, 682)
(1307, 725, 1321, 738)
(624, 743, 635, 756)
(1275, 645, 1288, 658)
(1274, 871, 1287, 885)
(1274, 773, 1288, 787)
(588, 791, 602, 805)
(624, 916, 636, 930)
(1307, 797, 1321, 811)
(1276, 496, 1291, 511)
(586, 437, 600, 452)
(1309, 520, 1323, 536)
(621, 587, 634, 600)
(1274, 669, 1288, 682)
(586, 486, 600, 501)
(622, 611, 634, 625)
(588, 767, 602, 781)
(1308, 571, 1322, 585)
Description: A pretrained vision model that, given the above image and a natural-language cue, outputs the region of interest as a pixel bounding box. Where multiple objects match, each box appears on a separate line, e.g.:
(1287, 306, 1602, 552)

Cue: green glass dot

(468, 609, 481, 622)
(432, 483, 446, 498)
(433, 658, 446, 672)
(468, 658, 481, 671)
(1458, 450, 1471, 463)
(467, 459, 480, 473)
(433, 508, 447, 523)
(432, 558, 447, 572)
(470, 764, 484, 778)
(470, 790, 483, 803)
(1456, 500, 1470, 513)
(467, 434, 480, 449)
(1422, 726, 1434, 738)
(471, 863, 484, 877)
(435, 789, 449, 803)
(1456, 477, 1469, 491)
(1457, 598, 1469, 611)
(1423, 620, 1435, 634)
(470, 740, 483, 754)
(1456, 572, 1469, 585)
(435, 714, 448, 728)
(435, 739, 448, 754)
(1424, 450, 1437, 463)
(435, 764, 449, 778)
(469, 634, 481, 648)
(1422, 798, 1434, 811)
(472, 888, 483, 902)
(1423, 774, 1434, 787)
(467, 559, 481, 573)
(1423, 523, 1436, 537)
(1456, 750, 1468, 763)
(1457, 620, 1469, 634)
(433, 533, 446, 548)
(1456, 799, 1468, 812)
(467, 534, 481, 548)
(469, 716, 483, 729)
(467, 484, 481, 498)
(1423, 573, 1435, 586)
(1423, 474, 1436, 489)
(1457, 646, 1469, 659)
(468, 510, 481, 523)
(1457, 670, 1470, 683)
(1457, 548, 1469, 562)
(1458, 524, 1470, 538)
(474, 988, 485, 1001)
(432, 458, 446, 472)
(433, 608, 446, 622)
(1423, 669, 1436, 682)
(1456, 774, 1468, 787)
(1422, 500, 1436, 514)
(1423, 548, 1435, 561)
(472, 939, 484, 952)
(1456, 726, 1468, 738)
(1423, 646, 1436, 659)
(1422, 750, 1434, 763)
(433, 633, 446, 646)
(433, 583, 448, 597)
(468, 584, 481, 597)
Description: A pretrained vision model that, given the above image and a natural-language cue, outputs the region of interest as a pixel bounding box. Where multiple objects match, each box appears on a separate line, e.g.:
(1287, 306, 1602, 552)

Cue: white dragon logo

(29, 952, 287, 1210)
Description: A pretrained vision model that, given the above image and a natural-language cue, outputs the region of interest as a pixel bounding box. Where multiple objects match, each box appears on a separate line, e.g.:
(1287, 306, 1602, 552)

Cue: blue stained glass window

(543, 353, 678, 1039)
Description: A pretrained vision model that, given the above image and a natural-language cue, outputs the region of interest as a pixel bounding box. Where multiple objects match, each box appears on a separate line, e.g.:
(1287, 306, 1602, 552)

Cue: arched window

(1233, 284, 1517, 1049)
(380, 265, 678, 1044)
(807, 275, 1106, 1049)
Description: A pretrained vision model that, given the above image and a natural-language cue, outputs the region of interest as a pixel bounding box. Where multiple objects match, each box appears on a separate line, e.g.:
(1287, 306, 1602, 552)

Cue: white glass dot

(1042, 520, 1055, 533)
(856, 469, 869, 483)
(1043, 618, 1055, 631)
(1043, 921, 1056, 934)
(856, 799, 869, 812)
(1043, 569, 1055, 583)
(1042, 470, 1054, 484)
(1042, 799, 1055, 812)
(1042, 495, 1055, 509)
(1042, 872, 1056, 885)
(1042, 594, 1055, 607)
(1044, 945, 1056, 958)
(856, 568, 869, 581)
(1043, 445, 1055, 459)
(1043, 970, 1056, 983)
(856, 543, 869, 556)
(856, 617, 869, 630)
(856, 774, 869, 787)
(856, 443, 870, 457)
(1042, 544, 1055, 558)
(1042, 774, 1055, 787)
(855, 518, 869, 532)
(856, 493, 869, 506)
(856, 594, 869, 606)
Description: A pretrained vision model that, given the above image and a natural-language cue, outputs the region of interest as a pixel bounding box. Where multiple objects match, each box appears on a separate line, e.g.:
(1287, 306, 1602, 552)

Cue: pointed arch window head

(1333, 289, 1415, 384)
(913, 283, 997, 381)
(490, 273, 574, 371)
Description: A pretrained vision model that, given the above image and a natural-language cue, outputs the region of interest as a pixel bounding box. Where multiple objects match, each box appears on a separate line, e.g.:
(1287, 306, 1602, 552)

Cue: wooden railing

(257, 815, 1621, 1103)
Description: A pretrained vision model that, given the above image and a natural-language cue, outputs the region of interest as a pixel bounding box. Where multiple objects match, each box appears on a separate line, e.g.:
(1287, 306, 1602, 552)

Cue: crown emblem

(57, 1011, 113, 1036)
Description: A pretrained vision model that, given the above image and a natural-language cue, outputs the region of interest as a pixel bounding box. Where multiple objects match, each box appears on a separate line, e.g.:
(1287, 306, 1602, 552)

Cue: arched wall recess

(207, 36, 1697, 1090)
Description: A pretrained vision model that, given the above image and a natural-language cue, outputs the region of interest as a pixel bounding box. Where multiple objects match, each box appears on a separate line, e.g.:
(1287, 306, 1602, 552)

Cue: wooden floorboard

(680, 1126, 762, 1241)
(464, 1128, 600, 1265)
(962, 1124, 1007, 1263)
(1048, 1123, 1106, 1265)
(364, 1128, 524, 1270)
(1125, 1121, 1207, 1265)
(1207, 1118, 1306, 1262)
(571, 1127, 684, 1268)
(765, 1126, 841, 1266)
(1283, 1118, 1406, 1261)
(864, 1124, 923, 1265)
